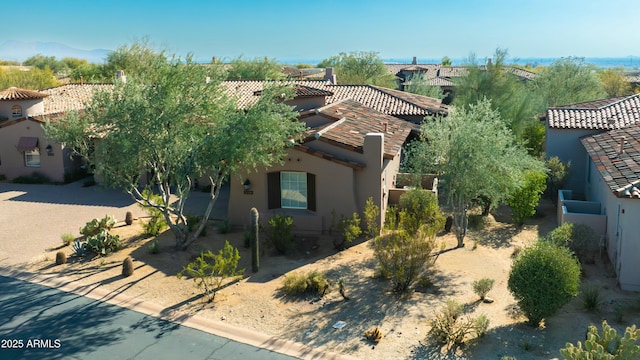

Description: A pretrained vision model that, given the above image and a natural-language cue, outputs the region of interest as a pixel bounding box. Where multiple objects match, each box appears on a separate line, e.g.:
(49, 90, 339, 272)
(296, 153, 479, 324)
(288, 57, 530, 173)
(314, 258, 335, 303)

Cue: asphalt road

(0, 276, 297, 360)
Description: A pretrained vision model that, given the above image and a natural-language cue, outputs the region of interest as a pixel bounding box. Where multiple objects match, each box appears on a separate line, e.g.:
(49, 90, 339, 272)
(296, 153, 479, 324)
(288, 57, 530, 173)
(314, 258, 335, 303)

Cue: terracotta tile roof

(308, 99, 414, 159)
(0, 87, 48, 100)
(222, 80, 448, 117)
(386, 64, 536, 82)
(546, 94, 640, 130)
(221, 80, 330, 109)
(581, 124, 640, 198)
(40, 84, 113, 115)
(252, 84, 334, 98)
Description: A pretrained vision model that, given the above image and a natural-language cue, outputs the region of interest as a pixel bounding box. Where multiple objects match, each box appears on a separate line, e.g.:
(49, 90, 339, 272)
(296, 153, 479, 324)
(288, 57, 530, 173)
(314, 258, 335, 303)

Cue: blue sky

(4, 0, 640, 63)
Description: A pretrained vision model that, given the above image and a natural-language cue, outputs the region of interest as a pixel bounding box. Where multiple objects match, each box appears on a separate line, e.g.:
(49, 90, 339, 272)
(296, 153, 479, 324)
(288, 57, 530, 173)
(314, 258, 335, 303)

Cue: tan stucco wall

(0, 99, 45, 119)
(228, 148, 358, 233)
(0, 119, 66, 182)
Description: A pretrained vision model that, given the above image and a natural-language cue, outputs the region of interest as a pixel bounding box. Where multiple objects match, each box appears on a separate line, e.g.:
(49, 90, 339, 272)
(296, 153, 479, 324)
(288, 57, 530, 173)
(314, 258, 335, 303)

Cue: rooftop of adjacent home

(546, 93, 640, 130)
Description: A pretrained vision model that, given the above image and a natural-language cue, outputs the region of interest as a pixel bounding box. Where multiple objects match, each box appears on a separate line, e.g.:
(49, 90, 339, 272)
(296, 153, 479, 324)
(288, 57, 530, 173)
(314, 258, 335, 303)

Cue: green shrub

(216, 219, 231, 234)
(85, 229, 120, 256)
(185, 213, 206, 237)
(177, 241, 244, 302)
(61, 233, 75, 246)
(80, 215, 116, 237)
(268, 214, 293, 254)
(428, 299, 489, 348)
(148, 239, 160, 254)
(560, 321, 640, 359)
(384, 205, 399, 230)
(508, 241, 581, 326)
(546, 156, 570, 206)
(143, 213, 167, 236)
(281, 270, 330, 296)
(508, 169, 547, 225)
(544, 223, 599, 264)
(373, 229, 438, 293)
(363, 197, 380, 238)
(473, 278, 495, 300)
(333, 212, 362, 250)
(398, 189, 445, 236)
(581, 282, 603, 312)
(12, 172, 52, 184)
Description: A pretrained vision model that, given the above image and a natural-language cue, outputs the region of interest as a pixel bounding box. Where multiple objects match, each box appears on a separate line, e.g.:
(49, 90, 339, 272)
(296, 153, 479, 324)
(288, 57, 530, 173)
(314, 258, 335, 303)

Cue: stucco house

(228, 98, 416, 234)
(581, 125, 640, 291)
(544, 94, 640, 197)
(0, 84, 109, 182)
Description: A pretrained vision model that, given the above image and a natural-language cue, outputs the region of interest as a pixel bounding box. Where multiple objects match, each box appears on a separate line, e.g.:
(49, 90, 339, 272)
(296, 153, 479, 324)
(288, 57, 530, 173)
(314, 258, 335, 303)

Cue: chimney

(412, 56, 417, 65)
(324, 67, 337, 85)
(116, 70, 126, 83)
(619, 136, 627, 155)
(487, 58, 493, 67)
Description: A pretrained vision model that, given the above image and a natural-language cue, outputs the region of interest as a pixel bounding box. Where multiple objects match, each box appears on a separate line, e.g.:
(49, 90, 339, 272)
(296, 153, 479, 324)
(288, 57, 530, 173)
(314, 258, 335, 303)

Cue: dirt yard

(24, 199, 640, 360)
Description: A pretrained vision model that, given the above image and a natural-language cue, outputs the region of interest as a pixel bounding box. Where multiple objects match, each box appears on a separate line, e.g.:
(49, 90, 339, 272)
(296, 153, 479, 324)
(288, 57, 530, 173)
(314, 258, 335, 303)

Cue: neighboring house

(228, 99, 416, 234)
(0, 84, 109, 182)
(544, 94, 640, 197)
(581, 125, 640, 291)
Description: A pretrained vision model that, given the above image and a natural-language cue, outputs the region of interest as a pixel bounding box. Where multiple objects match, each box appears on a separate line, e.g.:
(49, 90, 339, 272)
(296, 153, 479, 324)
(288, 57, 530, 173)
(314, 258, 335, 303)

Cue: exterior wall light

(243, 179, 251, 191)
(45, 145, 53, 155)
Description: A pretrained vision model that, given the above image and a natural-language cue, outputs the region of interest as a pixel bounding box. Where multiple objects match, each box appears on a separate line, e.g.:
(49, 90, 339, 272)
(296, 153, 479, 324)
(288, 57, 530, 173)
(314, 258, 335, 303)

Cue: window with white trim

(280, 171, 307, 209)
(25, 148, 40, 167)
(267, 171, 316, 211)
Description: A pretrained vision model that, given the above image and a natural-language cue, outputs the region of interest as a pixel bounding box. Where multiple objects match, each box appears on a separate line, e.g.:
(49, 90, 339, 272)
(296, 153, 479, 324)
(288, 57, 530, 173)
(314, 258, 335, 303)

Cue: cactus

(125, 211, 133, 225)
(122, 256, 134, 277)
(250, 207, 259, 273)
(55, 251, 67, 265)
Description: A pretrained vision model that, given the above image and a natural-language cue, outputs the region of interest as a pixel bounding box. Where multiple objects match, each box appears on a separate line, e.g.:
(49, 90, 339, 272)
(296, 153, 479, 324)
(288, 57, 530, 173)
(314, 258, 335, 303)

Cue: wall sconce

(45, 145, 53, 155)
(243, 179, 251, 191)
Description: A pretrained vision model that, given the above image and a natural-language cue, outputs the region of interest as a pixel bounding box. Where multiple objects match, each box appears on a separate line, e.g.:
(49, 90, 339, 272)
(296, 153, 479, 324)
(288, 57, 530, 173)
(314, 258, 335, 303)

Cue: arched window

(11, 105, 22, 117)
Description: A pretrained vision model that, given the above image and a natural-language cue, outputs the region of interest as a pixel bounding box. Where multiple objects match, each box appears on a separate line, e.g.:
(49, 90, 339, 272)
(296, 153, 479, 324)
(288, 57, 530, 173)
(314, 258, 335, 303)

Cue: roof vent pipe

(619, 136, 627, 155)
(324, 67, 337, 85)
(412, 56, 417, 65)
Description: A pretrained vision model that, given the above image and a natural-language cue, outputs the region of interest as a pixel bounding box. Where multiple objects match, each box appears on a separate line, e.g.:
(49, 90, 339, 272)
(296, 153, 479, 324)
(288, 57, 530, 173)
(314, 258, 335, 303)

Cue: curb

(0, 266, 358, 360)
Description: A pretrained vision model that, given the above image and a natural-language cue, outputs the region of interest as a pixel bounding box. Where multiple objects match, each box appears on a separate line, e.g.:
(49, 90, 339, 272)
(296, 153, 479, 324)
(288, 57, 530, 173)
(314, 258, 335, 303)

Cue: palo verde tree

(224, 56, 285, 80)
(405, 99, 544, 247)
(45, 45, 305, 249)
(534, 57, 606, 108)
(317, 51, 396, 87)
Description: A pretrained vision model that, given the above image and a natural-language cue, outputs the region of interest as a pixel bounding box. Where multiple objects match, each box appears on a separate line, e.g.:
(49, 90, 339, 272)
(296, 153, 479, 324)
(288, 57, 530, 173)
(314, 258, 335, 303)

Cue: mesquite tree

(45, 44, 305, 249)
(405, 99, 544, 247)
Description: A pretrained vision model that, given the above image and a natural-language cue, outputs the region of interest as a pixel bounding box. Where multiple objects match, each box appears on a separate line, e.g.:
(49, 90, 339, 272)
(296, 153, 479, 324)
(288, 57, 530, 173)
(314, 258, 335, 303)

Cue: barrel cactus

(122, 256, 134, 277)
(55, 251, 67, 265)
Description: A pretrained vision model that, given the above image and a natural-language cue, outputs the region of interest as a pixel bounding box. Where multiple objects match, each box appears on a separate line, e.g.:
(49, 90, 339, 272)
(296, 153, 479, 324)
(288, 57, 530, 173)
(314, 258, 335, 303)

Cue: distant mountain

(0, 40, 110, 63)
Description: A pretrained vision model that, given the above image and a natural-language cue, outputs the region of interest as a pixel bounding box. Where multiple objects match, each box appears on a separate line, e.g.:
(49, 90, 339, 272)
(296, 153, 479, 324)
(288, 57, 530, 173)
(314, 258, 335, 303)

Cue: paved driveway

(0, 275, 296, 360)
(0, 181, 227, 266)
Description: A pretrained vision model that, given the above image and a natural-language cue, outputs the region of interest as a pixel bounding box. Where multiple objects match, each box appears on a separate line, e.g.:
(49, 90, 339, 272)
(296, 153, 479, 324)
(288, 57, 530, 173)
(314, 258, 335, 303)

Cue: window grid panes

(25, 149, 40, 167)
(280, 171, 307, 209)
(12, 105, 22, 117)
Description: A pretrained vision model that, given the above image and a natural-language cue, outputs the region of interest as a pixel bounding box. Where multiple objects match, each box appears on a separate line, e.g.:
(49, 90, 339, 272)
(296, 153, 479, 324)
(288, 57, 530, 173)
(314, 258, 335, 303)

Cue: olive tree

(45, 45, 305, 249)
(405, 99, 544, 247)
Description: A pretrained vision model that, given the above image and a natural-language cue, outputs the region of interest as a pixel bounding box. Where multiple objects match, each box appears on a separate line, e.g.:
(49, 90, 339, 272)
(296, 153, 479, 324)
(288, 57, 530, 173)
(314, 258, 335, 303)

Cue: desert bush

(508, 241, 581, 326)
(12, 172, 52, 184)
(177, 241, 244, 302)
(384, 205, 399, 230)
(398, 189, 445, 236)
(217, 219, 231, 234)
(80, 215, 116, 237)
(122, 257, 134, 277)
(281, 270, 330, 296)
(268, 214, 293, 254)
(546, 156, 570, 206)
(61, 233, 75, 246)
(363, 197, 380, 238)
(560, 320, 640, 359)
(333, 212, 362, 250)
(508, 169, 547, 225)
(581, 282, 603, 312)
(373, 229, 438, 293)
(139, 190, 167, 236)
(544, 223, 599, 264)
(185, 213, 207, 237)
(428, 299, 489, 348)
(148, 238, 160, 254)
(467, 214, 488, 230)
(85, 229, 121, 256)
(472, 278, 495, 301)
(364, 326, 383, 344)
(55, 251, 67, 265)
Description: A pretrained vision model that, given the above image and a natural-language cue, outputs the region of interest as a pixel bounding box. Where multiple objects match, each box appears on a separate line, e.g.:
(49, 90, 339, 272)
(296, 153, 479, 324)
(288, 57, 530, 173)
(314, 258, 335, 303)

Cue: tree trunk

(452, 198, 468, 248)
(181, 175, 223, 250)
